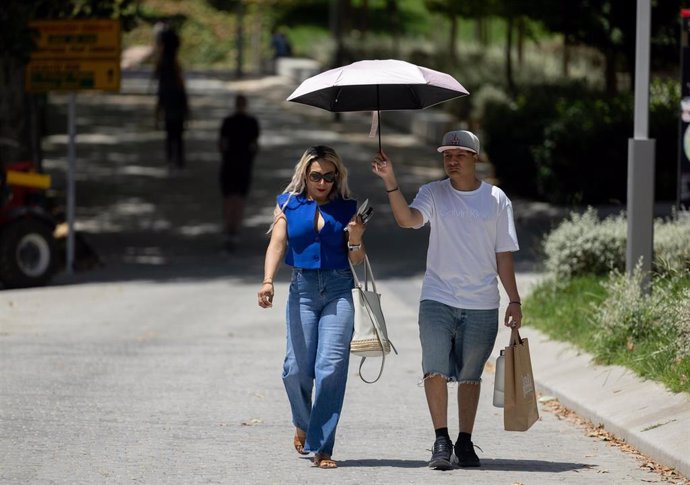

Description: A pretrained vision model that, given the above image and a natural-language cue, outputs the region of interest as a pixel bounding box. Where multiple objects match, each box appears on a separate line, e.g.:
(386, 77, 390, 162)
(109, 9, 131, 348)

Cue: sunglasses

(308, 171, 337, 183)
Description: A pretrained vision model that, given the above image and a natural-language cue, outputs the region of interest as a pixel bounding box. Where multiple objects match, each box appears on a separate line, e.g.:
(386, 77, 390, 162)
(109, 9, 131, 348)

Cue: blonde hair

(268, 145, 351, 232)
(283, 145, 350, 198)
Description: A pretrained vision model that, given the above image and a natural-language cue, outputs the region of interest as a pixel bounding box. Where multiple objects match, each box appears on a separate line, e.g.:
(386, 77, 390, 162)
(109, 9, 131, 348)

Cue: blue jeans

(283, 268, 354, 456)
(418, 300, 498, 383)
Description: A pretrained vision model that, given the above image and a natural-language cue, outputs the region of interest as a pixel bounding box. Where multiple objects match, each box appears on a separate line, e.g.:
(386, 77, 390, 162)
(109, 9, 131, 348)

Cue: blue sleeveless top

(277, 193, 357, 270)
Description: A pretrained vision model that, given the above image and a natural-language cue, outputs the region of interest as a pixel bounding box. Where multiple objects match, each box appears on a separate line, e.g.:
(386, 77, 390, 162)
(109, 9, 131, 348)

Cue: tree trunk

(385, 0, 400, 57)
(505, 17, 516, 97)
(562, 36, 571, 77)
(480, 17, 488, 45)
(516, 16, 525, 68)
(361, 0, 369, 38)
(235, 1, 244, 78)
(449, 14, 458, 63)
(604, 47, 618, 96)
(0, 57, 33, 170)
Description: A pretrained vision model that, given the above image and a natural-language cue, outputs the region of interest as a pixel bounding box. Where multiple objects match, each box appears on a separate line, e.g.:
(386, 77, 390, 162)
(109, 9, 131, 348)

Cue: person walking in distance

(257, 145, 366, 469)
(218, 94, 260, 251)
(371, 130, 522, 469)
(154, 26, 189, 171)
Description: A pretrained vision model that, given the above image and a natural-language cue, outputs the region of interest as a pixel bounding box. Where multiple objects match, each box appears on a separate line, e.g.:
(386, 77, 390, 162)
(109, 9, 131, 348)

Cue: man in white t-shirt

(371, 130, 522, 470)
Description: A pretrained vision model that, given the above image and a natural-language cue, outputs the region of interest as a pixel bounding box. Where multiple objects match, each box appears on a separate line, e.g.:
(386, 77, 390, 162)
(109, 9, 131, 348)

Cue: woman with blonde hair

(258, 145, 366, 469)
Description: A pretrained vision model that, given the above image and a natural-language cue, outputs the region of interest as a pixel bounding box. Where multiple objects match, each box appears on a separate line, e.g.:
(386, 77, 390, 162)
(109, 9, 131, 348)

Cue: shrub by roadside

(525, 209, 690, 393)
(543, 208, 690, 280)
(592, 268, 690, 392)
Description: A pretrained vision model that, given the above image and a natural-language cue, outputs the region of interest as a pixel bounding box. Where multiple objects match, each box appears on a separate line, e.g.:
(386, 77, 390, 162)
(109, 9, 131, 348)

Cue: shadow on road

(39, 70, 568, 290)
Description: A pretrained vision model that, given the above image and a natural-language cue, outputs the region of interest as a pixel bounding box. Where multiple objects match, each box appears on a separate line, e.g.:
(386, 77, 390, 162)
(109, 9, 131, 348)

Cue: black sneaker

(454, 439, 481, 467)
(428, 436, 454, 470)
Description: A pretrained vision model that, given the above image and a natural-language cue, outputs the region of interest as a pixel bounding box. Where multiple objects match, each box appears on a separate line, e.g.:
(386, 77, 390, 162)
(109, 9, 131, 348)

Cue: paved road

(0, 71, 677, 484)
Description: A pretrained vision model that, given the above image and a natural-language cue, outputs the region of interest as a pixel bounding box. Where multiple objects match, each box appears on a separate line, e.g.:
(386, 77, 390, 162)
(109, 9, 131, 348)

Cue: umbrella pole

(378, 110, 382, 152)
(376, 85, 381, 153)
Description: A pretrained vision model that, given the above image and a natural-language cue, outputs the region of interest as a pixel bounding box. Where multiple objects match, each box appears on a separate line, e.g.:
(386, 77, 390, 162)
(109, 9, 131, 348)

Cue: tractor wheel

(0, 218, 56, 289)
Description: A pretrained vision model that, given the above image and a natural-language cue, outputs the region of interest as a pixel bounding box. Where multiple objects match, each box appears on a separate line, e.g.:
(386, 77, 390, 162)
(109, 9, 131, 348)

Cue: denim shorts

(418, 299, 498, 383)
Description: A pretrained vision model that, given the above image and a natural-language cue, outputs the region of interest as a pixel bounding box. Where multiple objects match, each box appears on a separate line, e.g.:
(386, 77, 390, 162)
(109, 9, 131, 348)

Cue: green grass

(524, 275, 690, 393)
(523, 275, 607, 349)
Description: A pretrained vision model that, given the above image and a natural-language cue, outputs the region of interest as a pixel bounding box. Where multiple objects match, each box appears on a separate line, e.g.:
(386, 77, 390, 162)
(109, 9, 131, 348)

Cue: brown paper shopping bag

(503, 328, 539, 431)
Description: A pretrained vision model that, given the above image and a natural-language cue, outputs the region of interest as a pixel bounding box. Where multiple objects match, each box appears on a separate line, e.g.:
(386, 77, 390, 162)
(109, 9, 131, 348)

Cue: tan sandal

(313, 454, 337, 469)
(293, 432, 308, 455)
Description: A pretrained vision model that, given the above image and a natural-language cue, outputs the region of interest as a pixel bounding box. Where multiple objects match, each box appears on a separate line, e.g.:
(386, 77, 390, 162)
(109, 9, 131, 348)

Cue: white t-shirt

(409, 179, 519, 309)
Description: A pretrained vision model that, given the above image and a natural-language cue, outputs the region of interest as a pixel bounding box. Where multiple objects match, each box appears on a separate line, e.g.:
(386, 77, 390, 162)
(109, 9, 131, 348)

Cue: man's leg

(419, 301, 458, 470)
(453, 308, 499, 467)
(455, 383, 482, 467)
(222, 196, 234, 233)
(229, 195, 246, 234)
(458, 382, 481, 433)
(426, 375, 454, 470)
(424, 375, 448, 429)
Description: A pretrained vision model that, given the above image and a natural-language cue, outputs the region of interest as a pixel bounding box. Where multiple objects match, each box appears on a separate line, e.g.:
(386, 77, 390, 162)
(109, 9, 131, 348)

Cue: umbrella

(287, 59, 469, 150)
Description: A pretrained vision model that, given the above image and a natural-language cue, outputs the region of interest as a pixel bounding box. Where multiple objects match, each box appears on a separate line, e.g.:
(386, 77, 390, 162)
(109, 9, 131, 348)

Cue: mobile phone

(360, 206, 374, 224)
(357, 199, 369, 216)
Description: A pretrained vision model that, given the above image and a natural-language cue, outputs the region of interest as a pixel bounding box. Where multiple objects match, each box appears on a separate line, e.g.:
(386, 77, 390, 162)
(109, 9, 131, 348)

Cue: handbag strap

(348, 255, 377, 293)
(358, 354, 385, 384)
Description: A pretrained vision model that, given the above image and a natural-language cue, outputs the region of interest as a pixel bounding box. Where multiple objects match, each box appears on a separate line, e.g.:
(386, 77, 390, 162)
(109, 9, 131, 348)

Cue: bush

(655, 214, 690, 272)
(543, 208, 626, 279)
(482, 82, 591, 198)
(592, 268, 690, 391)
(532, 96, 632, 204)
(481, 79, 679, 204)
(543, 208, 690, 279)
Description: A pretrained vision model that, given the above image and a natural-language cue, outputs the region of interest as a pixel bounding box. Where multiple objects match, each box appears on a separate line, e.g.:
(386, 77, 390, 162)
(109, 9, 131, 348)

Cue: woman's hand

(347, 215, 366, 243)
(258, 282, 274, 308)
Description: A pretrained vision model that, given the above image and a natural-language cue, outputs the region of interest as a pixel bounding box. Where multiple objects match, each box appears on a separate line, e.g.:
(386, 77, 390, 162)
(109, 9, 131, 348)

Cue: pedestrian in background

(371, 130, 522, 470)
(257, 145, 366, 469)
(154, 26, 189, 171)
(218, 94, 260, 251)
(270, 28, 292, 74)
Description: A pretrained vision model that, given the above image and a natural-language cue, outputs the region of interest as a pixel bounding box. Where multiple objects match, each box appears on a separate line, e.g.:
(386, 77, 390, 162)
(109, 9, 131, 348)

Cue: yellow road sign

(25, 60, 121, 92)
(29, 19, 121, 60)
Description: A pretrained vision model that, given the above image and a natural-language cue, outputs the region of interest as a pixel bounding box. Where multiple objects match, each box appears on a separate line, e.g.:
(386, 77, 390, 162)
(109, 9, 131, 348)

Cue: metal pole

(679, 10, 690, 211)
(66, 92, 76, 275)
(633, 0, 650, 139)
(626, 0, 655, 290)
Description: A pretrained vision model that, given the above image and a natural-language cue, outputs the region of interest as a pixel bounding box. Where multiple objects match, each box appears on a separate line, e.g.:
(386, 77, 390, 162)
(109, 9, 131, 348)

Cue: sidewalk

(31, 68, 690, 483)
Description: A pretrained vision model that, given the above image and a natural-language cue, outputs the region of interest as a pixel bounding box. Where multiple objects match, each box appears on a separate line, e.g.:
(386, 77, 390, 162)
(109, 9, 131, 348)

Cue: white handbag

(349, 255, 397, 383)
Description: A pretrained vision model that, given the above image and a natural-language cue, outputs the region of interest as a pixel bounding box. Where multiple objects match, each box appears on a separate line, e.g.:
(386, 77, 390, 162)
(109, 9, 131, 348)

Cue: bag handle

(348, 255, 377, 293)
(358, 354, 385, 384)
(508, 327, 523, 346)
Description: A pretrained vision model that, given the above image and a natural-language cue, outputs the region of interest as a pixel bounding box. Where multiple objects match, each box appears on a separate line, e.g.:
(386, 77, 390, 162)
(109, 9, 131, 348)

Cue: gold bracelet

(262, 280, 274, 285)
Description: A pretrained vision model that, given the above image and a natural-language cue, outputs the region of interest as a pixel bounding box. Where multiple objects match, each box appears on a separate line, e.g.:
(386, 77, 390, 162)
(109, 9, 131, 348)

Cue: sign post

(679, 10, 690, 210)
(626, 0, 655, 291)
(26, 19, 121, 274)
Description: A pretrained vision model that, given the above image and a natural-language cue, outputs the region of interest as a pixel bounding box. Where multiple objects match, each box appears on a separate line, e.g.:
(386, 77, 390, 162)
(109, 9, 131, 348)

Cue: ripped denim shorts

(418, 299, 498, 384)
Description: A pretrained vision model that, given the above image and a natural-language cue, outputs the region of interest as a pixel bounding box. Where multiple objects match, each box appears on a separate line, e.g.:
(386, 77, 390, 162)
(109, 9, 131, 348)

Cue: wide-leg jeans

(283, 267, 354, 456)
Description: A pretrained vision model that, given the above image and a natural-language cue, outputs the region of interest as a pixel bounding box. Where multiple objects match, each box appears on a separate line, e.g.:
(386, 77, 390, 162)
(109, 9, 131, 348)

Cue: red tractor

(0, 161, 58, 289)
